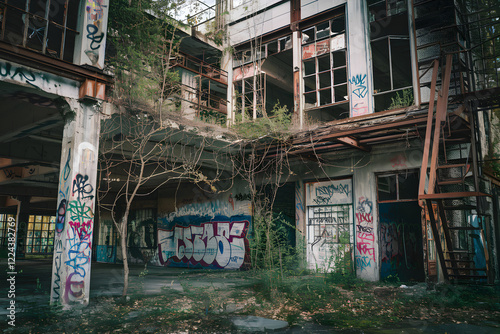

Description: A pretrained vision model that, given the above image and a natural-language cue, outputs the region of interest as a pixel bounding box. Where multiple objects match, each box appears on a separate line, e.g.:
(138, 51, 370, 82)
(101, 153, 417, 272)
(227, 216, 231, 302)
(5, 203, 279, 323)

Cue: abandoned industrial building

(0, 0, 499, 308)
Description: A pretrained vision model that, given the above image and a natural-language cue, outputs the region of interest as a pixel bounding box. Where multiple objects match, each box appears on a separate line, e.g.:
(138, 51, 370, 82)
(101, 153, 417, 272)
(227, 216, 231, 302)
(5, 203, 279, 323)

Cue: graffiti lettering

(316, 183, 350, 198)
(72, 174, 94, 200)
(67, 199, 94, 224)
(308, 217, 340, 224)
(3, 169, 16, 179)
(355, 196, 375, 271)
(158, 221, 248, 269)
(349, 74, 367, 99)
(356, 224, 373, 233)
(0, 62, 36, 86)
(86, 24, 104, 51)
(65, 219, 92, 278)
(355, 213, 373, 224)
(356, 255, 372, 271)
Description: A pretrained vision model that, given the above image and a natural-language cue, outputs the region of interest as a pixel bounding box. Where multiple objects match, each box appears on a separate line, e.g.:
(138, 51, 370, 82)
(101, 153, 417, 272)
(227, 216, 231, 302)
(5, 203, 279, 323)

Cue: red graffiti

(358, 232, 374, 242)
(356, 212, 373, 224)
(356, 243, 375, 262)
(391, 154, 407, 168)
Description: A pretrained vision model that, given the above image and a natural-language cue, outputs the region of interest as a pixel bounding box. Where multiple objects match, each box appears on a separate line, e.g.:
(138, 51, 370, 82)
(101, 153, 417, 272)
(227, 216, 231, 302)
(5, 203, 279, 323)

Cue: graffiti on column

(85, 0, 108, 66)
(52, 149, 71, 303)
(350, 73, 369, 117)
(355, 196, 375, 271)
(63, 174, 94, 303)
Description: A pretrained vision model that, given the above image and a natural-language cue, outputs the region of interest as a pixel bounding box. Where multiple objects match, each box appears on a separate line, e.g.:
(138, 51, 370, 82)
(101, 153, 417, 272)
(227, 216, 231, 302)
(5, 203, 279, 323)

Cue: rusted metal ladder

(418, 54, 492, 283)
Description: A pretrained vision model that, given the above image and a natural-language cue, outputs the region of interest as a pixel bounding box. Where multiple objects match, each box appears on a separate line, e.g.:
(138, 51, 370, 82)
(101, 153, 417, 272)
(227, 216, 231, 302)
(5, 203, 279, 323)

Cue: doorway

(377, 172, 424, 281)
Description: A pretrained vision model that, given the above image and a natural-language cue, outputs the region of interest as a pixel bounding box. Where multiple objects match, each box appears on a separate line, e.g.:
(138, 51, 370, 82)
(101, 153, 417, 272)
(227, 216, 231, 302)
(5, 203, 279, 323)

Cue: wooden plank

(337, 136, 371, 152)
(425, 199, 449, 281)
(419, 59, 440, 205)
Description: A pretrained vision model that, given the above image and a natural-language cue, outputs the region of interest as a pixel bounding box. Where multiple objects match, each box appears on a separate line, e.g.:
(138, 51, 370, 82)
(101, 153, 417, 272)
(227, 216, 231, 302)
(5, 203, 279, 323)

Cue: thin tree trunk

(121, 213, 129, 296)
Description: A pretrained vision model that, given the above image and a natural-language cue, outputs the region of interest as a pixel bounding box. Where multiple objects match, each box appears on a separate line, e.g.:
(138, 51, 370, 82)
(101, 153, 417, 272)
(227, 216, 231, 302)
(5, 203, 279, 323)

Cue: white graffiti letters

(158, 221, 248, 269)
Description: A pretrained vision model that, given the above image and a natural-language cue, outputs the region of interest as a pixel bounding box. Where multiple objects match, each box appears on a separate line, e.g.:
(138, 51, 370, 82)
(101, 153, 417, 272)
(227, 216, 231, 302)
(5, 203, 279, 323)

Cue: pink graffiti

(358, 232, 374, 242)
(356, 242, 375, 262)
(352, 101, 369, 116)
(65, 273, 85, 302)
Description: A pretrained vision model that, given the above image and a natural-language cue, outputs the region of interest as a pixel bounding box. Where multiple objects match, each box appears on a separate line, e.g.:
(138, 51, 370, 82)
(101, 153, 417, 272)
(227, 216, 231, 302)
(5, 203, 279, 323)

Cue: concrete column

(73, 0, 110, 69)
(347, 0, 374, 117)
(353, 168, 379, 281)
(222, 50, 234, 125)
(50, 100, 101, 307)
(292, 30, 303, 129)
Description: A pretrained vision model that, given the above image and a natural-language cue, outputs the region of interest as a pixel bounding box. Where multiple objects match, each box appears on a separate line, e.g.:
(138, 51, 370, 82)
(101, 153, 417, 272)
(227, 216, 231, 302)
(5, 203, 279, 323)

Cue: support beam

(50, 99, 100, 308)
(427, 54, 453, 195)
(337, 136, 371, 152)
(418, 59, 439, 206)
(425, 199, 449, 282)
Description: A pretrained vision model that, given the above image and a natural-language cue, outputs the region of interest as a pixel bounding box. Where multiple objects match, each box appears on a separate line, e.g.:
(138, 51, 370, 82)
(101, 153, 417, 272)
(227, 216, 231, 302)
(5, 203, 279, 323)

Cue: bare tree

(99, 110, 233, 295)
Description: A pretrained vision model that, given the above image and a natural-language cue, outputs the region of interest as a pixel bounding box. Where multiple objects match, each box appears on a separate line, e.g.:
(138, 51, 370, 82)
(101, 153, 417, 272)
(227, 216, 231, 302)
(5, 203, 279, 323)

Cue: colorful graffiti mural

(158, 220, 249, 269)
(157, 196, 252, 269)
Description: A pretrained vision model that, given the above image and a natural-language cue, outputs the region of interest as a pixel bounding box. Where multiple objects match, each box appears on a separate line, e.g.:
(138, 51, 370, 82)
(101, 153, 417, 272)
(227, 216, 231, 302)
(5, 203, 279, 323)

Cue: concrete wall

(228, 1, 290, 45)
(301, 0, 346, 20)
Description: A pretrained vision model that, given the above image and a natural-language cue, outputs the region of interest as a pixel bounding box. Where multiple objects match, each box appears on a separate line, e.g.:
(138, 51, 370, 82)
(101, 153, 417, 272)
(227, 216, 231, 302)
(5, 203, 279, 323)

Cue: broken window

(233, 35, 293, 119)
(0, 0, 81, 61)
(25, 214, 56, 254)
(302, 13, 348, 122)
(368, 0, 414, 111)
(234, 67, 265, 119)
(377, 171, 419, 202)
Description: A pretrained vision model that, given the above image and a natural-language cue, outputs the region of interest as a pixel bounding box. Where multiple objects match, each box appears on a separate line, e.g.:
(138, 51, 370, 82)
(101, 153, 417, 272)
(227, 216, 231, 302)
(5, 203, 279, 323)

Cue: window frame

(0, 0, 81, 61)
(301, 14, 349, 111)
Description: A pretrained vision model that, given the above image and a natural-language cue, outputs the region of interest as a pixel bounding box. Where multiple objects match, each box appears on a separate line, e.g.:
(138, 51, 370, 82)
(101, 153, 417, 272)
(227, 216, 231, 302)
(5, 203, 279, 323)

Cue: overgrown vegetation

(389, 89, 414, 109)
(6, 268, 500, 333)
(107, 0, 184, 112)
(231, 103, 292, 140)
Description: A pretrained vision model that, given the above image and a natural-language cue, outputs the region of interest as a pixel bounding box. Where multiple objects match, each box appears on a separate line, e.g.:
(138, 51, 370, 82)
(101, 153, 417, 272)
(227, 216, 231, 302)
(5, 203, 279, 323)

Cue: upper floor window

(302, 13, 348, 121)
(233, 35, 293, 119)
(368, 0, 414, 111)
(0, 0, 80, 61)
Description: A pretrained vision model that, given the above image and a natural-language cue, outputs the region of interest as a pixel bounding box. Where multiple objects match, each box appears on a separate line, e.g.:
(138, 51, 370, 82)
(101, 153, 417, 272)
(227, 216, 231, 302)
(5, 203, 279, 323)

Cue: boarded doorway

(377, 172, 424, 281)
(305, 178, 354, 272)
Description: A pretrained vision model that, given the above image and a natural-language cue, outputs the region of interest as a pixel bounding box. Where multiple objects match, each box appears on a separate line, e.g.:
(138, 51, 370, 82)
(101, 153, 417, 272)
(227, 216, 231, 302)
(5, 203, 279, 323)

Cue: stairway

(418, 55, 492, 283)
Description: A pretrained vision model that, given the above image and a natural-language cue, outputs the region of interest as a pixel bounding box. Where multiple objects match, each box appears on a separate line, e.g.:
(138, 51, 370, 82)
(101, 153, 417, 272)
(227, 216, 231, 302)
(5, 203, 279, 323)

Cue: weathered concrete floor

(1, 259, 499, 333)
